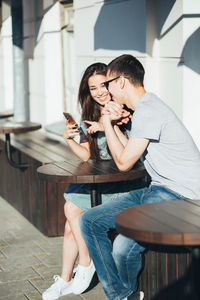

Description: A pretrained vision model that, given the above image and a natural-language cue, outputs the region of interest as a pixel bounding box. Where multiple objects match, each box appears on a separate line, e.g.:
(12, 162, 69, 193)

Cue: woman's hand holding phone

(63, 112, 80, 140)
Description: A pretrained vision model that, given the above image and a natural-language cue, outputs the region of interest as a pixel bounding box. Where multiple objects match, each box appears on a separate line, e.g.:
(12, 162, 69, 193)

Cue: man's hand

(102, 101, 131, 124)
(84, 120, 104, 134)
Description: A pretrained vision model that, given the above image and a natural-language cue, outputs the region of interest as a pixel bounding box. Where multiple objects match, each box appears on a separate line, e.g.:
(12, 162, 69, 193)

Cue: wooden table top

(0, 121, 41, 134)
(0, 111, 14, 119)
(116, 199, 200, 246)
(37, 160, 147, 184)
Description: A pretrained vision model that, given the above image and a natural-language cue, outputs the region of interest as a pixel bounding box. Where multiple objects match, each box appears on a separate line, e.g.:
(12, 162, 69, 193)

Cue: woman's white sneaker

(72, 260, 96, 294)
(42, 275, 73, 300)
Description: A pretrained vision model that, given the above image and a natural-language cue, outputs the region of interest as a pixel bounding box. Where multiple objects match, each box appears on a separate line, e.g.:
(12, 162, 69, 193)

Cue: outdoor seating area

(0, 128, 197, 299)
(0, 1, 200, 300)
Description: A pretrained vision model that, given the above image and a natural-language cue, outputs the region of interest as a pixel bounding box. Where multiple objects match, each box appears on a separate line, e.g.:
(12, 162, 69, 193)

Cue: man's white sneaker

(123, 290, 144, 300)
(128, 291, 144, 300)
(42, 275, 73, 300)
(134, 291, 144, 300)
(72, 260, 96, 294)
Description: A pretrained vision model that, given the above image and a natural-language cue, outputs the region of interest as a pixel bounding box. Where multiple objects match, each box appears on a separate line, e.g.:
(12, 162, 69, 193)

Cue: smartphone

(63, 112, 85, 137)
(63, 112, 76, 124)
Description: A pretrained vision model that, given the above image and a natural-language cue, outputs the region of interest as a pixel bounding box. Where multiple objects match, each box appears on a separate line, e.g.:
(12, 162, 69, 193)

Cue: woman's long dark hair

(78, 63, 107, 160)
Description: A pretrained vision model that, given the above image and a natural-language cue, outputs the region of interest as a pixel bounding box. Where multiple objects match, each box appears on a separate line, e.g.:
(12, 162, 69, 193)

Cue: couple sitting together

(42, 54, 200, 300)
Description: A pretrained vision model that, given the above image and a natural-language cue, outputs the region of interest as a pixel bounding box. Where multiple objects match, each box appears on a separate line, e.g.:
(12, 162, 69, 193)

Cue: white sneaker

(42, 275, 73, 300)
(72, 260, 96, 294)
(134, 291, 144, 300)
(127, 291, 144, 300)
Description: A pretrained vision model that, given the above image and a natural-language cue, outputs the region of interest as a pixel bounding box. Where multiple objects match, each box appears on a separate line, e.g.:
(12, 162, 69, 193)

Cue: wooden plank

(13, 138, 68, 162)
(135, 202, 200, 233)
(37, 163, 77, 182)
(116, 206, 200, 245)
(13, 131, 79, 161)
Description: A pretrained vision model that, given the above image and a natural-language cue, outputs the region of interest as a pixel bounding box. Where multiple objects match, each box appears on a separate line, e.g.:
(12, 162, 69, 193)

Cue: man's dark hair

(107, 54, 145, 87)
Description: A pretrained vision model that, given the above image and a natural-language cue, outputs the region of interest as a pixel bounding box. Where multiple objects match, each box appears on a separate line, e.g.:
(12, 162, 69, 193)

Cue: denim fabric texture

(79, 185, 188, 300)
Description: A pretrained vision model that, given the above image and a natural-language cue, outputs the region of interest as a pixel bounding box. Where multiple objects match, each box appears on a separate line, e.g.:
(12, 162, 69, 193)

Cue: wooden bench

(116, 200, 200, 300)
(0, 131, 77, 236)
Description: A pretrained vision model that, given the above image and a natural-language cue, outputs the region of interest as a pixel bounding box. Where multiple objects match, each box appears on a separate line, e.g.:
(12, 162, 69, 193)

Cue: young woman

(42, 63, 138, 300)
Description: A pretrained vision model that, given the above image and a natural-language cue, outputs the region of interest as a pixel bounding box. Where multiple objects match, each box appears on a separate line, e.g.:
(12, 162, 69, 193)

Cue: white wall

(0, 2, 13, 111)
(24, 0, 64, 126)
(182, 0, 200, 148)
(0, 0, 199, 148)
(73, 0, 200, 148)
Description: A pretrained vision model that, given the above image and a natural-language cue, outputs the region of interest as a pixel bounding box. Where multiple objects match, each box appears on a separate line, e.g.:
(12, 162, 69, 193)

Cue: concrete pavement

(0, 196, 106, 300)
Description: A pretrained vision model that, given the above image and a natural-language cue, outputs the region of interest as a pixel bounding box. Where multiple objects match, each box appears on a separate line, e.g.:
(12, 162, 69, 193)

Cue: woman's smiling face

(88, 74, 111, 106)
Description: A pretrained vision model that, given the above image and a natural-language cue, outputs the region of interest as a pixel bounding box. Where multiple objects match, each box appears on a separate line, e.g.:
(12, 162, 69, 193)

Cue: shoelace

(53, 275, 59, 282)
(49, 275, 62, 292)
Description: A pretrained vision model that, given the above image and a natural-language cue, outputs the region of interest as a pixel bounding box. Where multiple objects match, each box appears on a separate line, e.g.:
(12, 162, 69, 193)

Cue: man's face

(104, 72, 122, 104)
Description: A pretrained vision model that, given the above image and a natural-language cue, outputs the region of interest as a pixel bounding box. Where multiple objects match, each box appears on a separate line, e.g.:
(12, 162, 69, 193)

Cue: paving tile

(0, 280, 36, 298)
(35, 251, 62, 267)
(32, 263, 62, 278)
(0, 295, 28, 300)
(0, 250, 7, 260)
(0, 266, 40, 282)
(0, 255, 41, 272)
(1, 243, 45, 258)
(0, 240, 8, 247)
(25, 291, 42, 300)
(29, 276, 49, 293)
(1, 231, 17, 245)
(79, 284, 107, 300)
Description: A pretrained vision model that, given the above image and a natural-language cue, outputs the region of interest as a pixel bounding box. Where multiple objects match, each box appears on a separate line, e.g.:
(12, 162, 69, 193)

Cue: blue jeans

(79, 185, 188, 300)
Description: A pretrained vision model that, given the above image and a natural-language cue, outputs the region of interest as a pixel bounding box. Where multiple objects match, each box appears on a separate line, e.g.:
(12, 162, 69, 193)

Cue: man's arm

(102, 103, 149, 171)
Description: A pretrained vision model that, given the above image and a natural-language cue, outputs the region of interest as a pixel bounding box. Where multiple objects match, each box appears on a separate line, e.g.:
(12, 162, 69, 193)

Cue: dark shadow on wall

(94, 0, 146, 52)
(94, 0, 176, 52)
(156, 0, 176, 39)
(178, 27, 200, 75)
(94, 0, 200, 77)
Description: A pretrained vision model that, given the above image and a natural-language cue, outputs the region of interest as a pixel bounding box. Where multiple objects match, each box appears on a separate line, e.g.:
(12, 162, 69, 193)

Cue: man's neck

(126, 86, 146, 111)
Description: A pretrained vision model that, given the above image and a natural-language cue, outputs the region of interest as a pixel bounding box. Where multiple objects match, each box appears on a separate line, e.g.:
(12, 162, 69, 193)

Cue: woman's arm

(63, 122, 90, 161)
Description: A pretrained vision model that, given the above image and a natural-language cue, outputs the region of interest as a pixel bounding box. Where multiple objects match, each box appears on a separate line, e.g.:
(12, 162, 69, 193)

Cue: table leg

(5, 133, 28, 170)
(90, 183, 100, 207)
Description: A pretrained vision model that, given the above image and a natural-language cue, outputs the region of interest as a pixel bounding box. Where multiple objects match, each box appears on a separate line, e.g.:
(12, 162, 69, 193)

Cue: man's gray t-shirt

(130, 92, 200, 199)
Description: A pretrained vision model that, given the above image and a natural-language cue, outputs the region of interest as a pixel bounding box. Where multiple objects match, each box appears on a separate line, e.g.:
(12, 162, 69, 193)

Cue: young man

(79, 54, 200, 300)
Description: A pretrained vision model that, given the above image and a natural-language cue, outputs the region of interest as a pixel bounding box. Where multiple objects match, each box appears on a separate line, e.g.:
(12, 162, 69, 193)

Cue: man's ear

(120, 76, 126, 89)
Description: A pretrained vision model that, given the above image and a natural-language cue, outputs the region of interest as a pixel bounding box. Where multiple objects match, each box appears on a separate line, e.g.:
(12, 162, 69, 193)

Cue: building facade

(0, 0, 200, 147)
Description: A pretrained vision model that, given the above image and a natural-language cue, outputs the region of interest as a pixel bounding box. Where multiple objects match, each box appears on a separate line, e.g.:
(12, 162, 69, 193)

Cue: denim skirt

(64, 179, 145, 211)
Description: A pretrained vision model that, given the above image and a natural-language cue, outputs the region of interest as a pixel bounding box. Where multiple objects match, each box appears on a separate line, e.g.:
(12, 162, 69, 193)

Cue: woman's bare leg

(64, 201, 91, 266)
(61, 219, 79, 281)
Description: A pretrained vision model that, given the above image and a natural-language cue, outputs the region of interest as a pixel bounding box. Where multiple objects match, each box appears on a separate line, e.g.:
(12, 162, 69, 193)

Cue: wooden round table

(0, 111, 14, 119)
(116, 199, 200, 299)
(116, 199, 200, 246)
(37, 160, 147, 207)
(0, 121, 41, 169)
